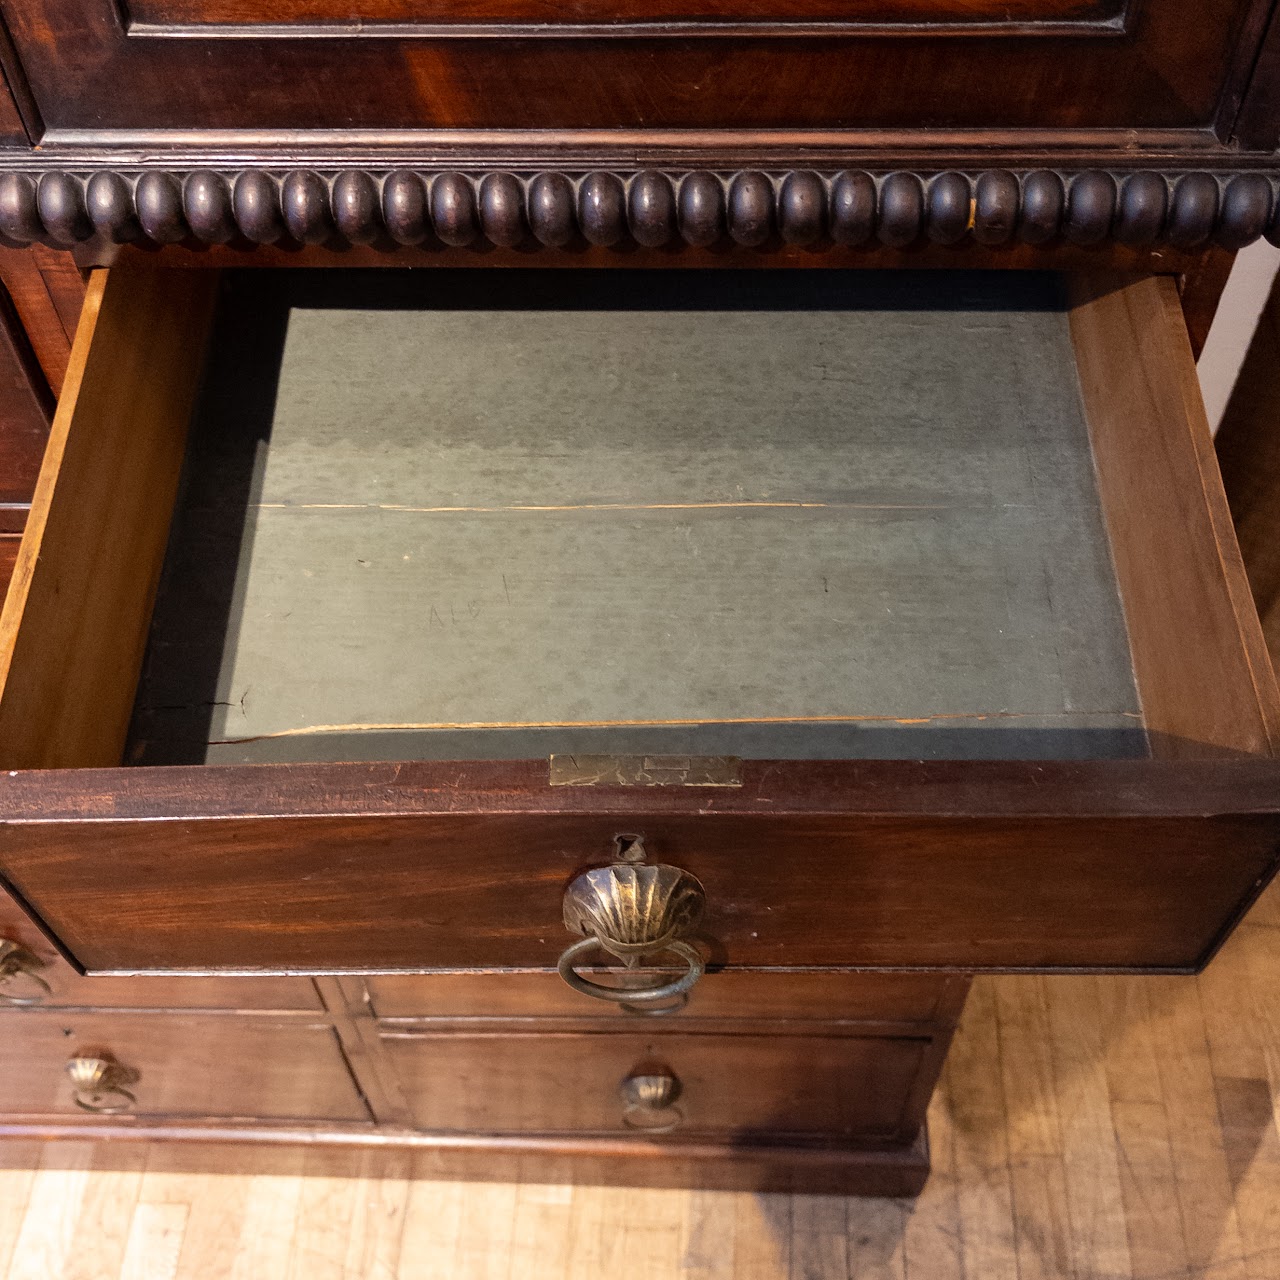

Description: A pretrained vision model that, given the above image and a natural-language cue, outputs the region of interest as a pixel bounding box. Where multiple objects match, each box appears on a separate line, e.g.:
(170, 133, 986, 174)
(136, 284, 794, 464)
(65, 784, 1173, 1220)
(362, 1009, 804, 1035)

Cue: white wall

(1197, 240, 1280, 432)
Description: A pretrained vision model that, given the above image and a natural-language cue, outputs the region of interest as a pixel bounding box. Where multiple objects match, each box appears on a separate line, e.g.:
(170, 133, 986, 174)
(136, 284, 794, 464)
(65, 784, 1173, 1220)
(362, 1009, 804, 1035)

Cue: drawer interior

(0, 265, 1275, 771)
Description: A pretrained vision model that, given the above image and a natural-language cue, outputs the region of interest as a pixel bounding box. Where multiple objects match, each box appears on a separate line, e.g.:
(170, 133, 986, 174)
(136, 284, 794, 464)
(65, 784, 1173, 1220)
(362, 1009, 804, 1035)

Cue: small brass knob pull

(557, 836, 706, 1015)
(0, 939, 52, 1006)
(65, 1054, 137, 1114)
(620, 1068, 684, 1132)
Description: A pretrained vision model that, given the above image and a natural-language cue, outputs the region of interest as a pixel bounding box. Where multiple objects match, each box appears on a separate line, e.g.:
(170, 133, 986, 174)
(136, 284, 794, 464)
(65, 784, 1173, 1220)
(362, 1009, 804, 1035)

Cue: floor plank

(788, 1194, 850, 1280)
(0, 1147, 40, 1280)
(341, 1152, 411, 1280)
(6, 1144, 95, 1280)
(1045, 976, 1131, 1280)
(731, 1191, 791, 1280)
(61, 1146, 147, 1280)
(678, 1189, 737, 1280)
(1222, 921, 1280, 1280)
(507, 1183, 574, 1280)
(227, 1153, 305, 1280)
(994, 975, 1075, 1280)
(395, 1177, 466, 1280)
(118, 1203, 187, 1280)
(1099, 977, 1190, 1280)
(944, 977, 1021, 1280)
(148, 1163, 262, 1280)
(901, 1069, 963, 1278)
(1146, 976, 1246, 1280)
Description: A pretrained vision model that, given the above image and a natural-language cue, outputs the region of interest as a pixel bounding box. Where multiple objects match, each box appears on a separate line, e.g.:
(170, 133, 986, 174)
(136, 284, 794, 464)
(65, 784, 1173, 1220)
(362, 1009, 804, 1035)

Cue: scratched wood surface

(5, 874, 1279, 1280)
(128, 269, 1143, 765)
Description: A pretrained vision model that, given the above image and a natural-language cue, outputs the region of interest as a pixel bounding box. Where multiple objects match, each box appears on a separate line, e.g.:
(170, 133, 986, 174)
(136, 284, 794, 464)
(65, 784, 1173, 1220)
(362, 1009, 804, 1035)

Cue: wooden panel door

(0, 0, 1270, 134)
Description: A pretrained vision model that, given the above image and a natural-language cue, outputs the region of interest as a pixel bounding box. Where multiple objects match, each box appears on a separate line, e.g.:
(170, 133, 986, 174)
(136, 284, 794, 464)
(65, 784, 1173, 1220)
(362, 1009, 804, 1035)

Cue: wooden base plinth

(0, 1120, 932, 1196)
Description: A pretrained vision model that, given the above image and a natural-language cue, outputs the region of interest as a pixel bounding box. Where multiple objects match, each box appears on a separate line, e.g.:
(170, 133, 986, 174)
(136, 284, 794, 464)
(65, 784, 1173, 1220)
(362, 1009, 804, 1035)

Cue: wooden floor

(2, 876, 1278, 1280)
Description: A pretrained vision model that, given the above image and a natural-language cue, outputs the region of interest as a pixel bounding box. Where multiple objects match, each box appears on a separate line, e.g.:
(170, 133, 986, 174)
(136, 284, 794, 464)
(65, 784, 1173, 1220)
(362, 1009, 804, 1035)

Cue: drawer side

(0, 264, 219, 770)
(1069, 275, 1280, 759)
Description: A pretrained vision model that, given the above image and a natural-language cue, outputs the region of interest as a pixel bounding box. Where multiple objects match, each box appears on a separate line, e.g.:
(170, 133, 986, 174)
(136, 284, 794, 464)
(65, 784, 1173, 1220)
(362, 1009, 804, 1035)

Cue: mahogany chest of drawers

(0, 0, 1278, 1195)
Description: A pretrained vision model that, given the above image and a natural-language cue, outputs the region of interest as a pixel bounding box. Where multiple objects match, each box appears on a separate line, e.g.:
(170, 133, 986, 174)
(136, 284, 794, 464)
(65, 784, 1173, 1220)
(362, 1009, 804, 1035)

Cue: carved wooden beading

(2, 167, 1278, 253)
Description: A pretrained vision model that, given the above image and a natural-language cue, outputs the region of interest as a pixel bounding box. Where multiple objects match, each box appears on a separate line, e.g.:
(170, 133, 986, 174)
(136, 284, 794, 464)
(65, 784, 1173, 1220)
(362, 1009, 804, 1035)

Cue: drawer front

(0, 1012, 369, 1121)
(382, 1029, 930, 1140)
(366, 971, 964, 1026)
(4, 800, 1278, 974)
(0, 894, 324, 1011)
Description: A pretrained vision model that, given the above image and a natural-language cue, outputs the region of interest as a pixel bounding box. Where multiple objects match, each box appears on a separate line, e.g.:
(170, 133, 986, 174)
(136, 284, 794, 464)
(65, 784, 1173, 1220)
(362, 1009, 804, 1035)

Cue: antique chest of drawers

(0, 0, 1278, 1195)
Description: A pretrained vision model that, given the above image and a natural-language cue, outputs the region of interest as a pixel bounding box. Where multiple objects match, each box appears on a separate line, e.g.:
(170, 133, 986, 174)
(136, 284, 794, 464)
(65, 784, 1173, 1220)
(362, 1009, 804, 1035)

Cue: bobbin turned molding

(2, 168, 1277, 253)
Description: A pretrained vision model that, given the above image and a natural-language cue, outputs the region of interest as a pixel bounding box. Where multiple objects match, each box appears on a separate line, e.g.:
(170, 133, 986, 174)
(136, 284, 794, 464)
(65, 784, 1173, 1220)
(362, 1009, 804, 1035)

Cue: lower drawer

(365, 971, 966, 1027)
(381, 1028, 935, 1141)
(0, 1012, 369, 1121)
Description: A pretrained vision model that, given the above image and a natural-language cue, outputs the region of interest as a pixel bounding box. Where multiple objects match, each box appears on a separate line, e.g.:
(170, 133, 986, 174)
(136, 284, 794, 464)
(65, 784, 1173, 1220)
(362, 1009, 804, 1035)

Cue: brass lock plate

(549, 754, 742, 787)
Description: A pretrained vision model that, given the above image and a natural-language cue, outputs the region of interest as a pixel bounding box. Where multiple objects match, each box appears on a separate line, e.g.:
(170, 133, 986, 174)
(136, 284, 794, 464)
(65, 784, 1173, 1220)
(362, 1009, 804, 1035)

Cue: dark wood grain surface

(1, 890, 326, 1009)
(1231, 0, 1280, 149)
(363, 971, 968, 1024)
(0, 276, 49, 511)
(1, 799, 1275, 973)
(131, 0, 1125, 28)
(5, 755, 1280, 820)
(0, 65, 28, 148)
(0, 245, 83, 396)
(0, 1012, 371, 1120)
(0, 532, 19, 598)
(381, 1028, 931, 1139)
(0, 0, 1265, 134)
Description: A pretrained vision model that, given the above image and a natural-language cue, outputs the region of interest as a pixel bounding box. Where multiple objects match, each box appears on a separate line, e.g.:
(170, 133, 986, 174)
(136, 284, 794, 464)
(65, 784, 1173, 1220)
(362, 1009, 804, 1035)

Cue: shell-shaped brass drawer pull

(0, 939, 52, 1006)
(65, 1054, 137, 1114)
(620, 1068, 684, 1132)
(558, 836, 706, 1015)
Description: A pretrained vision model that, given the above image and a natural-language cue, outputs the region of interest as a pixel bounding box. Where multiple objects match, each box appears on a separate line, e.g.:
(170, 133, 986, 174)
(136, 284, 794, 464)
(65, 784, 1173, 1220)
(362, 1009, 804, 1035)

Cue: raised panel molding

(121, 0, 1133, 39)
(0, 167, 1278, 253)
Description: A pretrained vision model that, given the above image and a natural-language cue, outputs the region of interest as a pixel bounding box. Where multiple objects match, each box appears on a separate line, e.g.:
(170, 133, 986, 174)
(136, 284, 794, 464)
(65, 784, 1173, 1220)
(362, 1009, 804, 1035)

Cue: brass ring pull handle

(0, 939, 52, 1006)
(557, 937, 704, 1012)
(558, 837, 706, 1016)
(65, 1055, 137, 1115)
(620, 1070, 684, 1133)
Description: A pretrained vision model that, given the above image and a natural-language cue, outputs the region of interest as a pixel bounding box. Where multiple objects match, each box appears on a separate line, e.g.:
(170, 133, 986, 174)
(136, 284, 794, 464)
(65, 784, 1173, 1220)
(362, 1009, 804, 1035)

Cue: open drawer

(0, 264, 1276, 975)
